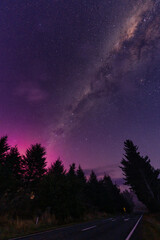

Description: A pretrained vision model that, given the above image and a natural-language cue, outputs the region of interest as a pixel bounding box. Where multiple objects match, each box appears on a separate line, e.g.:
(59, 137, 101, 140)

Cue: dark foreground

(10, 214, 142, 240)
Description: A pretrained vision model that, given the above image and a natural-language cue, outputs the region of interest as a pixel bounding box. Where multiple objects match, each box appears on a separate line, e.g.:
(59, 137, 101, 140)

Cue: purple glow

(1, 0, 160, 188)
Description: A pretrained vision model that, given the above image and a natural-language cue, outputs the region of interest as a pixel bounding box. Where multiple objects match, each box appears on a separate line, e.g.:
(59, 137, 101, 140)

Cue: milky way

(1, 0, 160, 185)
(53, 0, 160, 138)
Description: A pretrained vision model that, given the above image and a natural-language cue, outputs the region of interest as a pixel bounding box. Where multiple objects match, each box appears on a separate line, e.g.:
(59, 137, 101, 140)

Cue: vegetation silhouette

(121, 139, 160, 212)
(0, 136, 133, 222)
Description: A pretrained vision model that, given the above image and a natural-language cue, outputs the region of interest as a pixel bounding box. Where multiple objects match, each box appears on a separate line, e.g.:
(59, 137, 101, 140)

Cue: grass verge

(0, 212, 111, 240)
(142, 214, 160, 240)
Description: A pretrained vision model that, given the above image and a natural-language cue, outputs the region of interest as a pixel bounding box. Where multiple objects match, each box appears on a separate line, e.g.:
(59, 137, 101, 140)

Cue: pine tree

(6, 146, 23, 182)
(76, 165, 87, 214)
(120, 140, 160, 211)
(88, 171, 98, 185)
(0, 136, 10, 197)
(67, 163, 80, 218)
(48, 158, 66, 177)
(87, 171, 100, 209)
(38, 159, 68, 220)
(102, 175, 123, 213)
(0, 136, 10, 165)
(23, 144, 47, 191)
(76, 165, 86, 184)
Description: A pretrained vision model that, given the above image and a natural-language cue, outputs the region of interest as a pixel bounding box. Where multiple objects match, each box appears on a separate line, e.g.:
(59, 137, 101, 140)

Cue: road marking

(124, 218, 129, 221)
(9, 224, 79, 240)
(10, 222, 97, 240)
(82, 225, 96, 231)
(125, 215, 143, 240)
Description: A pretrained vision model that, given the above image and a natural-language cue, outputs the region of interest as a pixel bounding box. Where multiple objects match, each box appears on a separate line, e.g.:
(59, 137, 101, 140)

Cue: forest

(0, 136, 134, 223)
(0, 136, 160, 227)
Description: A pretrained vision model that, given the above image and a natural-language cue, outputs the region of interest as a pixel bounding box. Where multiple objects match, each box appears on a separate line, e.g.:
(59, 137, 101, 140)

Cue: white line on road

(124, 219, 129, 221)
(82, 225, 96, 231)
(125, 215, 143, 240)
(9, 223, 80, 240)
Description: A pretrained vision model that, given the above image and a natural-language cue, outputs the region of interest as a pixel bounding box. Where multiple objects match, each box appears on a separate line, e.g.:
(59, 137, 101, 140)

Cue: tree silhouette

(76, 165, 86, 184)
(23, 144, 47, 192)
(0, 136, 11, 197)
(0, 135, 135, 220)
(6, 146, 23, 182)
(76, 165, 87, 215)
(38, 159, 68, 221)
(48, 158, 66, 176)
(87, 171, 100, 209)
(0, 136, 10, 165)
(67, 163, 81, 218)
(102, 175, 124, 213)
(120, 139, 160, 211)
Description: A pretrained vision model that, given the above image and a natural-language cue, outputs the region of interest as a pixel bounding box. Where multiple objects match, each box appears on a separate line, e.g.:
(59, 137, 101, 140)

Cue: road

(10, 214, 142, 240)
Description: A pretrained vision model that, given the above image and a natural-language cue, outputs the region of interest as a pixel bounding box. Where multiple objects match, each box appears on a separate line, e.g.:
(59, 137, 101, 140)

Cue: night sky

(1, 0, 160, 185)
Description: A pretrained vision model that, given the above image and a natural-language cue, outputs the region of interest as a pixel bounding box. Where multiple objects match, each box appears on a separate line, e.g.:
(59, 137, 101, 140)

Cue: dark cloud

(15, 82, 48, 103)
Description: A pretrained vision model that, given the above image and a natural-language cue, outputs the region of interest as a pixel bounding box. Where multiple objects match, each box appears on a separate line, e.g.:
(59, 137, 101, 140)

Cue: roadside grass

(0, 212, 110, 240)
(142, 214, 160, 240)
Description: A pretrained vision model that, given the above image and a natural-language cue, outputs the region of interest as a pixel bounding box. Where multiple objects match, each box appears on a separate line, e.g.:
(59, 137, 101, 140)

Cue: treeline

(0, 136, 133, 221)
(121, 140, 160, 212)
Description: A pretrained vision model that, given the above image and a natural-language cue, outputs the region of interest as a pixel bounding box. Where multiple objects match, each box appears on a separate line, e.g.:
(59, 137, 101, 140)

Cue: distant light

(30, 192, 35, 200)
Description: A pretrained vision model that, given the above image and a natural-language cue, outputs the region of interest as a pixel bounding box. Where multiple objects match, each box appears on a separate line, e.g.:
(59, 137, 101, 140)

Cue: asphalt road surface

(10, 214, 142, 240)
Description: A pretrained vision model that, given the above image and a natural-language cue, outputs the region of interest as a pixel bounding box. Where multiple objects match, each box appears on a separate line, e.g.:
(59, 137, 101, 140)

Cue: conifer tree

(87, 171, 100, 209)
(6, 146, 23, 182)
(120, 140, 160, 211)
(76, 165, 86, 184)
(0, 136, 9, 165)
(39, 159, 68, 220)
(23, 144, 47, 191)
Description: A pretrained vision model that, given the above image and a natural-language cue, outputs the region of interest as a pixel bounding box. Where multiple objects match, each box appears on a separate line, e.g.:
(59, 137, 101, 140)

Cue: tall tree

(76, 165, 87, 214)
(0, 136, 10, 198)
(23, 144, 47, 191)
(48, 158, 66, 177)
(76, 165, 86, 184)
(38, 159, 68, 220)
(120, 140, 160, 211)
(87, 171, 100, 209)
(1, 147, 25, 215)
(67, 163, 80, 218)
(102, 175, 124, 213)
(0, 136, 10, 165)
(6, 146, 23, 182)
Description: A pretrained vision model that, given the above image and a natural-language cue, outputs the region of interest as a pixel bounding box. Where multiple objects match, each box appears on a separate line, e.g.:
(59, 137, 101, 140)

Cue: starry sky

(1, 0, 160, 185)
